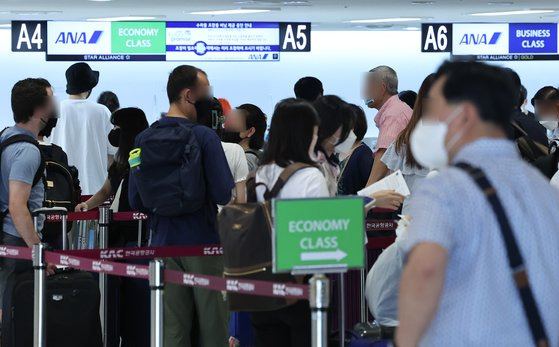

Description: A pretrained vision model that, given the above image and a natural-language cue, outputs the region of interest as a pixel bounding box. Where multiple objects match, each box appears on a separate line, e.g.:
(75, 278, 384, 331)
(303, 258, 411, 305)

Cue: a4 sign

(12, 21, 47, 52)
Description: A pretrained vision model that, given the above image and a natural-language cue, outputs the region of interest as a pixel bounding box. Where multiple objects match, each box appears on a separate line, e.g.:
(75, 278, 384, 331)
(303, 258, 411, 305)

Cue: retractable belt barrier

(0, 244, 308, 300)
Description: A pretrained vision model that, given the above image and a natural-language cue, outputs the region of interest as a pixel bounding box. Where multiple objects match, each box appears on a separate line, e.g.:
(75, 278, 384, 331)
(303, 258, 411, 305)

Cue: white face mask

(539, 117, 559, 131)
(410, 106, 464, 170)
(335, 131, 357, 158)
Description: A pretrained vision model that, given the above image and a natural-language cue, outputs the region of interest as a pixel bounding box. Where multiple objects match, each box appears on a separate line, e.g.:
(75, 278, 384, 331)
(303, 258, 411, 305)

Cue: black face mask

(108, 128, 121, 147)
(39, 117, 58, 138)
(221, 131, 242, 144)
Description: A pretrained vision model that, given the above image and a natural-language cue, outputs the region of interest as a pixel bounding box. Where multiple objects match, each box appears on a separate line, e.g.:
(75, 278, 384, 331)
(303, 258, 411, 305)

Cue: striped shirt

(402, 138, 559, 346)
(373, 95, 412, 153)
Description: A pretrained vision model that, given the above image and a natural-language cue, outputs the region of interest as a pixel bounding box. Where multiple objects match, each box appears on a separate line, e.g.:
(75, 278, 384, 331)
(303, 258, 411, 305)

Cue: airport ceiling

(1, 0, 559, 30)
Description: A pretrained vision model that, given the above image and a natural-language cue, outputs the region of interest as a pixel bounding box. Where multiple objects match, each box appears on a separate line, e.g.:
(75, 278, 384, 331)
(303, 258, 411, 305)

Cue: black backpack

(512, 120, 549, 163)
(40, 144, 81, 212)
(0, 129, 44, 230)
(130, 120, 205, 216)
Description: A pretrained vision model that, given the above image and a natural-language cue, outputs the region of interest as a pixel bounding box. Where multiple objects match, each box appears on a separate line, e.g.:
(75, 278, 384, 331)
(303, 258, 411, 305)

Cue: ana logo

(59, 255, 80, 267)
(203, 246, 223, 256)
(459, 32, 501, 46)
(55, 30, 103, 44)
(92, 261, 114, 272)
(126, 265, 149, 277)
(100, 249, 124, 259)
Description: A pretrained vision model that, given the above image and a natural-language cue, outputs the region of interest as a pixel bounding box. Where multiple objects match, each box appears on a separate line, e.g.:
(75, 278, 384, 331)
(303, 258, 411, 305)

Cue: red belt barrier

(164, 268, 308, 300)
(0, 248, 308, 299)
(45, 251, 150, 279)
(60, 244, 223, 260)
(0, 245, 32, 260)
(44, 211, 148, 223)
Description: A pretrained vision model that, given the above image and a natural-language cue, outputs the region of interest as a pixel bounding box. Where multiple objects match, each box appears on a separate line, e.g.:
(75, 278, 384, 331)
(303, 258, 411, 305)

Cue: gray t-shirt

(0, 126, 44, 237)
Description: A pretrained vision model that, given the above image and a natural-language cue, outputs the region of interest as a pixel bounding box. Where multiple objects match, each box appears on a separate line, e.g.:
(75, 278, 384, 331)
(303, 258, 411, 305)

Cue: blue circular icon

(194, 41, 208, 56)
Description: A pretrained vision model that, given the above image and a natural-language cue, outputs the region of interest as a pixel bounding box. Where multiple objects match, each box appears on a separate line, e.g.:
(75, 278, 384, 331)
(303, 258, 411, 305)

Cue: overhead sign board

(422, 23, 559, 61)
(11, 21, 47, 52)
(273, 197, 365, 274)
(166, 22, 280, 61)
(12, 20, 311, 62)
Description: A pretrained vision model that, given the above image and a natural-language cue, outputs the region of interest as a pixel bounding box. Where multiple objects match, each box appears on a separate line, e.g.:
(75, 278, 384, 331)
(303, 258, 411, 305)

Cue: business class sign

(422, 23, 559, 61)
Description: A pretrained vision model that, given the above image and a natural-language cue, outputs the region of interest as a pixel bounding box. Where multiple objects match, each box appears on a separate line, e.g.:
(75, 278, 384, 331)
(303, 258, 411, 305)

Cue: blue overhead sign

(422, 23, 559, 61)
(509, 23, 557, 54)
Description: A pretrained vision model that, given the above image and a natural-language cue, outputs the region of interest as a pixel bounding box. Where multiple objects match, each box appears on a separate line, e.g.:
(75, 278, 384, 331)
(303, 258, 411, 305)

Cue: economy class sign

(273, 197, 365, 274)
(111, 22, 166, 54)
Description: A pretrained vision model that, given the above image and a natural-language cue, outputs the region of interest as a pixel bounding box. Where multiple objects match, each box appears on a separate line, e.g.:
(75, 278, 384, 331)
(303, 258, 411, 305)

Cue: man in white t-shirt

(49, 62, 116, 194)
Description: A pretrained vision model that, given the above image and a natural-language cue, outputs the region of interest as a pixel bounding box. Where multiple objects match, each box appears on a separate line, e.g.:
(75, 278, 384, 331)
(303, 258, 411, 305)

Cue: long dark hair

(313, 95, 353, 164)
(261, 98, 320, 168)
(108, 108, 149, 180)
(237, 103, 267, 150)
(394, 73, 436, 168)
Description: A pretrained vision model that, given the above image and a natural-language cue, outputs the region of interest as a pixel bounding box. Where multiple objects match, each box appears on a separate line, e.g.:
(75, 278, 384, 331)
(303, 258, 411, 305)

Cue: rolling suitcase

(8, 269, 102, 347)
(1, 207, 102, 347)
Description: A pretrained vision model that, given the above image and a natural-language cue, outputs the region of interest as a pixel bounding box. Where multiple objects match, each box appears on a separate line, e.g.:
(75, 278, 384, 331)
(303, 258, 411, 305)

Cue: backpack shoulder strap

(454, 162, 549, 347)
(0, 134, 44, 187)
(264, 163, 314, 200)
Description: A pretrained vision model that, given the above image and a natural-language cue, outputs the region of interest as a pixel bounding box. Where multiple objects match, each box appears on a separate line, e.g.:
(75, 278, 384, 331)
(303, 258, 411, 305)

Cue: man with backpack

(128, 65, 234, 347)
(0, 78, 58, 323)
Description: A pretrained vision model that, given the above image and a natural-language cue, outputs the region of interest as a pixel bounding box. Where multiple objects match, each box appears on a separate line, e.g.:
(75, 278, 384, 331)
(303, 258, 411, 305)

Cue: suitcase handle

(32, 207, 68, 217)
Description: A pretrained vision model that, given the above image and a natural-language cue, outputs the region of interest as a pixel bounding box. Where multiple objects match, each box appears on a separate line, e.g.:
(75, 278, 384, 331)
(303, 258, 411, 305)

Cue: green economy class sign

(273, 197, 365, 273)
(111, 22, 166, 54)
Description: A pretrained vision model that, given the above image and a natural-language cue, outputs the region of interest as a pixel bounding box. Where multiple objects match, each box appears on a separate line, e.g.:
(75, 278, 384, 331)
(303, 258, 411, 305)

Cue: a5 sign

(421, 23, 452, 53)
(280, 23, 311, 52)
(11, 21, 47, 52)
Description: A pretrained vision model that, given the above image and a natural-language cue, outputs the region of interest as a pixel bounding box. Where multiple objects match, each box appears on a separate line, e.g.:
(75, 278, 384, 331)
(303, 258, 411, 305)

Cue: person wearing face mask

(49, 62, 117, 195)
(0, 78, 60, 334)
(397, 61, 559, 347)
(222, 103, 267, 172)
(337, 104, 373, 195)
(381, 74, 436, 213)
(73, 107, 149, 347)
(363, 66, 413, 187)
(532, 86, 559, 142)
(128, 65, 234, 347)
(251, 98, 328, 347)
(530, 86, 559, 179)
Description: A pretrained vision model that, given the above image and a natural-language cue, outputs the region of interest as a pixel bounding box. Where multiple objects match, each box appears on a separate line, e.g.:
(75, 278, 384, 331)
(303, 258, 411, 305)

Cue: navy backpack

(130, 120, 205, 216)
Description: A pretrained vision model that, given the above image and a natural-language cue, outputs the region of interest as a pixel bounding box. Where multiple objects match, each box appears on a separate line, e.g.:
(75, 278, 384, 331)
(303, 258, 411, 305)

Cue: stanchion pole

(338, 273, 346, 347)
(310, 274, 329, 347)
(137, 219, 143, 248)
(98, 206, 111, 347)
(61, 214, 68, 251)
(360, 268, 367, 323)
(149, 259, 165, 347)
(32, 243, 46, 347)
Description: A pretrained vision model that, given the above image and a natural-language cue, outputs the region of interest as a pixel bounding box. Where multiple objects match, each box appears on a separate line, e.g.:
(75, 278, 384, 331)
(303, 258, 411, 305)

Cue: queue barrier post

(149, 259, 165, 347)
(98, 206, 111, 347)
(310, 274, 329, 347)
(32, 243, 46, 347)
